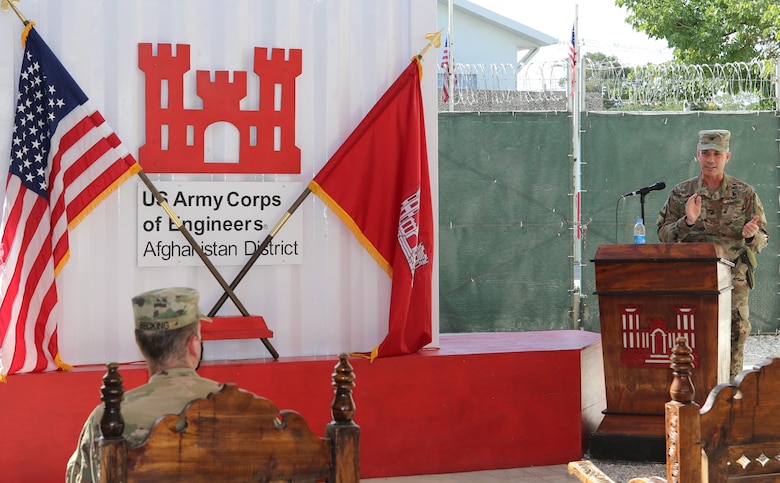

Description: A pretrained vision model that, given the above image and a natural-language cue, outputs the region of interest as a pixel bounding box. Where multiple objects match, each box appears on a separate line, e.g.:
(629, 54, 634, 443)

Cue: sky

(468, 0, 674, 66)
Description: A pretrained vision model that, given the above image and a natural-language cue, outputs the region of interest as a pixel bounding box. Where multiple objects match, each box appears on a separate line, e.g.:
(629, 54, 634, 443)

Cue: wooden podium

(589, 243, 733, 461)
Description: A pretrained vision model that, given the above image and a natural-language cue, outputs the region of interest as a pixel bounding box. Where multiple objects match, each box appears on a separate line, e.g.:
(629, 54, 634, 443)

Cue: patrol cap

(697, 129, 730, 152)
(132, 287, 211, 331)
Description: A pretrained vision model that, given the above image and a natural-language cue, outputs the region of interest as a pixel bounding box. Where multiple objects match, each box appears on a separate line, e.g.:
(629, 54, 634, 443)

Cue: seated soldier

(66, 287, 224, 483)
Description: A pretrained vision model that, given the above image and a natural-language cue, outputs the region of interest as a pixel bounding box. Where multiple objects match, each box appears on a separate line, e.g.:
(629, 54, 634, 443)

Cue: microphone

(622, 181, 666, 198)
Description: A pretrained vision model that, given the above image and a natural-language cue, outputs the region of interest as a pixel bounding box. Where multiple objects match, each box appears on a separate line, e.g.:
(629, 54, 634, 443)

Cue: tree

(583, 53, 633, 109)
(615, 0, 780, 64)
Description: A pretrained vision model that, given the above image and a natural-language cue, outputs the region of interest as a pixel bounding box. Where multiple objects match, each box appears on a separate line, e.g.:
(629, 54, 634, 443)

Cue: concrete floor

(361, 464, 579, 482)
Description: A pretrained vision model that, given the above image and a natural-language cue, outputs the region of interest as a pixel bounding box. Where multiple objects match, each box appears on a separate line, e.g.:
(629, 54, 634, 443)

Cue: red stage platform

(0, 330, 603, 481)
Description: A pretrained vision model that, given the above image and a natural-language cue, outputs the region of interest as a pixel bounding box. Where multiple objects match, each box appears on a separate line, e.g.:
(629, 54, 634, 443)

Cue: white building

(436, 0, 556, 91)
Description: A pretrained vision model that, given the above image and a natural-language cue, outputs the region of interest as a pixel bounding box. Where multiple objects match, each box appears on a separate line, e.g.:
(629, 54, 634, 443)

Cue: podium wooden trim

(589, 243, 733, 461)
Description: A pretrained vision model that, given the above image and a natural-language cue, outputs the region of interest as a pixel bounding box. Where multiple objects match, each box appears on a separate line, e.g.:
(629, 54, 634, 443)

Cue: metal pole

(570, 5, 583, 330)
(775, 58, 780, 112)
(3, 0, 29, 25)
(448, 0, 454, 112)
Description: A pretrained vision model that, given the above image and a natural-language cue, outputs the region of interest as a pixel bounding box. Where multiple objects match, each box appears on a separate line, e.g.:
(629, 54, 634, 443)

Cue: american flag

(569, 25, 576, 96)
(0, 27, 140, 379)
(441, 37, 452, 102)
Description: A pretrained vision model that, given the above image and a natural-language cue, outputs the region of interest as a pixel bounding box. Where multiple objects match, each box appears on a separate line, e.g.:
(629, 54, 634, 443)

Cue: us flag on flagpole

(0, 26, 141, 379)
(568, 25, 576, 97)
(440, 37, 452, 102)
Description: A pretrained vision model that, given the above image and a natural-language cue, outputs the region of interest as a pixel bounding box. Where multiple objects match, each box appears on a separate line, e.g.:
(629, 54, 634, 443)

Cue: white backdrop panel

(0, 0, 439, 366)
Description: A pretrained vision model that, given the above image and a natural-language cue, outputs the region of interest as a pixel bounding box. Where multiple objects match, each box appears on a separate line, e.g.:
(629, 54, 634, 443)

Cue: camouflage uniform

(66, 287, 222, 482)
(65, 369, 222, 482)
(657, 173, 768, 380)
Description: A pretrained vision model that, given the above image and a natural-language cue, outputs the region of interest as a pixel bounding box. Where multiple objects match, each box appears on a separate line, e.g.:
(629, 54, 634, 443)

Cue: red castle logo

(620, 304, 699, 367)
(138, 43, 302, 174)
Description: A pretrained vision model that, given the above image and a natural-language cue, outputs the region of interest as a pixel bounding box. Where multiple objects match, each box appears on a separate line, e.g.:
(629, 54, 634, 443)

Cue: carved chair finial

(669, 337, 695, 404)
(99, 362, 125, 439)
(331, 353, 356, 423)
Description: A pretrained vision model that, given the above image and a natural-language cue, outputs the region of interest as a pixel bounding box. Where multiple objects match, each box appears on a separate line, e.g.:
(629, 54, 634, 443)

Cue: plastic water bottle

(633, 217, 646, 244)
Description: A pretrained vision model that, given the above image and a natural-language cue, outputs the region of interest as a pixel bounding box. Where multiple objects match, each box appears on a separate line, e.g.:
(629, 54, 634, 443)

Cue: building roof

(438, 0, 557, 48)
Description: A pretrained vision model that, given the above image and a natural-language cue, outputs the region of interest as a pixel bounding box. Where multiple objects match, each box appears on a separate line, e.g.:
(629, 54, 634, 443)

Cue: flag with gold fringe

(0, 25, 141, 379)
(308, 58, 433, 360)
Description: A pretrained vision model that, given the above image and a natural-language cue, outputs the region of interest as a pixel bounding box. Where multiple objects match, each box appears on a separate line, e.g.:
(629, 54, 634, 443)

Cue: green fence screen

(438, 111, 780, 334)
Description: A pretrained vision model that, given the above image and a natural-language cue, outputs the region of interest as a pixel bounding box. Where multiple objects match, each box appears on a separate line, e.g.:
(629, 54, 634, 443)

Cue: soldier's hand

(685, 194, 701, 225)
(742, 215, 760, 239)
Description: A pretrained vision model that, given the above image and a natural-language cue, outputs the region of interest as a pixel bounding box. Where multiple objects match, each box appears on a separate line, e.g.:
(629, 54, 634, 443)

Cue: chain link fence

(438, 58, 780, 112)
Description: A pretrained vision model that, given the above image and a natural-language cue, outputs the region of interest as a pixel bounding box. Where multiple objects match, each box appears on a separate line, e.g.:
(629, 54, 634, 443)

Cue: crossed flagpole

(206, 29, 442, 318)
(4, 0, 280, 359)
(1, 0, 24, 22)
(4, 0, 441, 360)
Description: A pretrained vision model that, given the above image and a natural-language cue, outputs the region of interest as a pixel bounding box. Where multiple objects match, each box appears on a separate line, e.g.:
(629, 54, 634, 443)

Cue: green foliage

(615, 0, 780, 63)
(583, 53, 634, 109)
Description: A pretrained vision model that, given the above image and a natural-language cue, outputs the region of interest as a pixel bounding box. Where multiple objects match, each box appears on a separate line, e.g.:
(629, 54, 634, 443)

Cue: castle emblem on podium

(138, 43, 302, 174)
(620, 305, 698, 367)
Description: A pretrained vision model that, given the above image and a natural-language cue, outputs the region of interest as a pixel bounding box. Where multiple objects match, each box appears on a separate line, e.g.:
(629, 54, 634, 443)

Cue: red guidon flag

(308, 58, 433, 359)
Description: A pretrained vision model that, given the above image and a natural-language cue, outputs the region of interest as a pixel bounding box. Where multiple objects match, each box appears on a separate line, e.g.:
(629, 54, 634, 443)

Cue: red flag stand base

(201, 315, 274, 341)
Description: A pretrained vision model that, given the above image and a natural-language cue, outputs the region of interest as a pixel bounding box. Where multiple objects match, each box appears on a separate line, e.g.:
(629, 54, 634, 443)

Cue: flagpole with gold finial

(2, 0, 35, 48)
(413, 29, 442, 80)
(207, 30, 444, 319)
(1, 1, 281, 361)
(416, 29, 442, 60)
(2, 0, 29, 25)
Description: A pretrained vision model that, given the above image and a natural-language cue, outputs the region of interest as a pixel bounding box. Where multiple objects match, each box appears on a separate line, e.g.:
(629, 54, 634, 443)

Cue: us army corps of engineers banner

(137, 181, 303, 267)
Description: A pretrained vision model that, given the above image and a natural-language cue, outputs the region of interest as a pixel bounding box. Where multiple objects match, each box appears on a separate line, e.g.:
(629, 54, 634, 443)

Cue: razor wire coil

(438, 59, 778, 112)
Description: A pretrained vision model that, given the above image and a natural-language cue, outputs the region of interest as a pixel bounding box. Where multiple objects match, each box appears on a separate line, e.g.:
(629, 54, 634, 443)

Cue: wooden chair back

(634, 337, 780, 483)
(97, 354, 359, 482)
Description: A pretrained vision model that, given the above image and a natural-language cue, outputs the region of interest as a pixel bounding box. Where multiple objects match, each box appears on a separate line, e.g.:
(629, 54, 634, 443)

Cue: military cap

(697, 129, 730, 152)
(132, 287, 211, 331)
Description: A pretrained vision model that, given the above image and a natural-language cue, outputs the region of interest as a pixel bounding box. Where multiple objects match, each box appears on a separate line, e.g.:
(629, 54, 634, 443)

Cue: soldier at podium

(657, 129, 769, 380)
